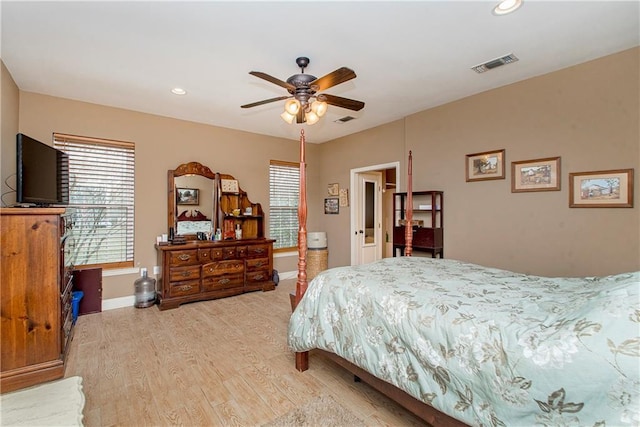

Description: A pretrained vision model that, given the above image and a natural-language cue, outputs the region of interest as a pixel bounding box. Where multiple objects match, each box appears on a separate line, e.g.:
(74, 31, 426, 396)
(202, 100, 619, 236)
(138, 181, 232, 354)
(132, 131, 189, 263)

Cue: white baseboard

(278, 270, 297, 280)
(102, 295, 135, 311)
(101, 270, 298, 311)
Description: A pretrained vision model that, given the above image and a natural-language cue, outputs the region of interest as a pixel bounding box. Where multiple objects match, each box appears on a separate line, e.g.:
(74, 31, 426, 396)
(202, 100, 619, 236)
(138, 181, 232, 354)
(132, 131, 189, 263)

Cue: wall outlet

(153, 266, 161, 275)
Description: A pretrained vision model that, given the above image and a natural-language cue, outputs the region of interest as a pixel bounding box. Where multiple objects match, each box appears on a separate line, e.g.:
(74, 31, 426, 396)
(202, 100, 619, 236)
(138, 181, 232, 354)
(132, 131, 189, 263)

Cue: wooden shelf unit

(217, 173, 265, 240)
(392, 191, 444, 258)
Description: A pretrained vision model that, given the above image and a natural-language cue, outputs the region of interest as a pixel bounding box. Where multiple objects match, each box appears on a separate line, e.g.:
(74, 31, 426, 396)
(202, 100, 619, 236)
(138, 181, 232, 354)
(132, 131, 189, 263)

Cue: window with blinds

(54, 133, 135, 269)
(269, 160, 299, 251)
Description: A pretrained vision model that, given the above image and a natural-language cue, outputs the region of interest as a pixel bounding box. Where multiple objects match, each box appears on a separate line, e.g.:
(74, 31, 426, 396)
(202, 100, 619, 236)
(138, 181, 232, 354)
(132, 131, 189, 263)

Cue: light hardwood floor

(65, 278, 428, 426)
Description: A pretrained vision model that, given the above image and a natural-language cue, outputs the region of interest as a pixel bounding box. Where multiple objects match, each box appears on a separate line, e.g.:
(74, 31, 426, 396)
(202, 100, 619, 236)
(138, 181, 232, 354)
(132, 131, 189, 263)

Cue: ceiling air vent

(471, 53, 519, 74)
(334, 116, 356, 124)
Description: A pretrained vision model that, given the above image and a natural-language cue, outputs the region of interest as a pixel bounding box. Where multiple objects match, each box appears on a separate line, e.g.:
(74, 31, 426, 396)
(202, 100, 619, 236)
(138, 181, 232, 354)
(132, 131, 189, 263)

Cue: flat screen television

(16, 133, 69, 206)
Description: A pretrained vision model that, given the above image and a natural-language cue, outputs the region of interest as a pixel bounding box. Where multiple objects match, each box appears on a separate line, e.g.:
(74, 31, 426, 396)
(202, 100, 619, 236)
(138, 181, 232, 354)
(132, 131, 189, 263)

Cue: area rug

(263, 394, 366, 427)
(0, 376, 85, 426)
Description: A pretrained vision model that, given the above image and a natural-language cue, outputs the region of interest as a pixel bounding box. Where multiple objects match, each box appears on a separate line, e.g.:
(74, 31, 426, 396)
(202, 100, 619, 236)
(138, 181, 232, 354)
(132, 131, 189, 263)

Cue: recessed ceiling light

(171, 88, 187, 95)
(493, 0, 522, 16)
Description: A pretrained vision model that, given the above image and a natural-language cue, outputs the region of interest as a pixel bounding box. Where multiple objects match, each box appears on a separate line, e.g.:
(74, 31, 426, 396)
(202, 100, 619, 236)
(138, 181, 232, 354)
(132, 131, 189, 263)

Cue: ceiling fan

(241, 57, 365, 125)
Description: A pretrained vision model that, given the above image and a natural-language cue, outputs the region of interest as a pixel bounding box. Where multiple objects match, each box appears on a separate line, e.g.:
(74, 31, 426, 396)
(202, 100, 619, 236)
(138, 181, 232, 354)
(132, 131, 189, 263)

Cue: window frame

(54, 133, 135, 270)
(269, 160, 300, 252)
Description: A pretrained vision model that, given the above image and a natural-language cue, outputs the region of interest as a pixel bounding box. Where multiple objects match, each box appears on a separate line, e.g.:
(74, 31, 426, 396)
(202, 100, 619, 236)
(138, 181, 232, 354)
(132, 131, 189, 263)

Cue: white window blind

(269, 160, 299, 250)
(54, 133, 135, 269)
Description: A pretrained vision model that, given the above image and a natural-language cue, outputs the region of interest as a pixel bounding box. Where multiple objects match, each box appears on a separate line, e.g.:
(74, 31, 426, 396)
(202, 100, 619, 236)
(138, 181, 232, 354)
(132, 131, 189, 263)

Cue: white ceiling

(1, 1, 638, 144)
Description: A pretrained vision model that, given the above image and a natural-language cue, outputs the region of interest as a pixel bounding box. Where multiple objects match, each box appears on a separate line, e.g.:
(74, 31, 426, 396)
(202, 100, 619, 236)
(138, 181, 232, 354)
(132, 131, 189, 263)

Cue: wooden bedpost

(295, 129, 309, 372)
(405, 151, 413, 256)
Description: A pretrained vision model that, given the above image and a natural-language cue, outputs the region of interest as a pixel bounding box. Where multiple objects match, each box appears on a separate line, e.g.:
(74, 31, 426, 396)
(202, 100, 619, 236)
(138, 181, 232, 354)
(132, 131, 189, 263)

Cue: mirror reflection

(174, 175, 214, 235)
(168, 161, 217, 239)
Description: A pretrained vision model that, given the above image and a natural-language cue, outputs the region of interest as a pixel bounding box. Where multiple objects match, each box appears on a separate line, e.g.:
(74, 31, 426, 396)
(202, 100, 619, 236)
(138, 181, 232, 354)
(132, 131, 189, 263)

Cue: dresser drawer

(202, 274, 243, 291)
(211, 248, 223, 261)
(222, 247, 237, 260)
(169, 280, 200, 297)
(247, 244, 269, 258)
(246, 257, 269, 271)
(246, 269, 270, 284)
(202, 260, 244, 277)
(169, 265, 200, 282)
(236, 246, 247, 258)
(169, 250, 199, 266)
(198, 248, 212, 262)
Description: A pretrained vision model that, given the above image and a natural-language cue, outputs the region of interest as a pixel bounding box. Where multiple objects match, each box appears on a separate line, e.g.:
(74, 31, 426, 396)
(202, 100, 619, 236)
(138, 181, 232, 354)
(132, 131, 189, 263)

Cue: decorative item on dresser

(158, 161, 275, 310)
(0, 207, 75, 392)
(392, 190, 443, 257)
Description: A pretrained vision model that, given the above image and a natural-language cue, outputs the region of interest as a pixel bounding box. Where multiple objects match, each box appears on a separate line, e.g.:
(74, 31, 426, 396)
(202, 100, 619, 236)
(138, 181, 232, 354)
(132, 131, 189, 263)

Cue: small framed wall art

(569, 168, 634, 208)
(324, 197, 339, 214)
(466, 149, 505, 182)
(221, 179, 239, 193)
(177, 188, 199, 205)
(511, 157, 561, 192)
(327, 183, 339, 196)
(339, 188, 349, 207)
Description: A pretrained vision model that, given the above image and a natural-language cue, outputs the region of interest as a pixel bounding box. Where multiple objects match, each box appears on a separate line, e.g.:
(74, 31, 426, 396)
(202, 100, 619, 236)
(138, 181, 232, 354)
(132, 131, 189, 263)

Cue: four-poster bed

(288, 130, 639, 426)
(290, 132, 465, 425)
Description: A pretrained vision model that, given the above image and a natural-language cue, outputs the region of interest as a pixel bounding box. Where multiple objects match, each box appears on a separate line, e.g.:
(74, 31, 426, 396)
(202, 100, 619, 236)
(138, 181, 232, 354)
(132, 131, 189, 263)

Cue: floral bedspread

(288, 257, 640, 426)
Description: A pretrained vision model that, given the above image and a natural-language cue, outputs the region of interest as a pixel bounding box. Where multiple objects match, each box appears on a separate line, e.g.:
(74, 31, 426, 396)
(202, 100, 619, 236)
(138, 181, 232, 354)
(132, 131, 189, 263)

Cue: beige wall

(320, 47, 639, 277)
(1, 61, 20, 198)
(316, 119, 406, 267)
(2, 48, 638, 300)
(5, 91, 320, 298)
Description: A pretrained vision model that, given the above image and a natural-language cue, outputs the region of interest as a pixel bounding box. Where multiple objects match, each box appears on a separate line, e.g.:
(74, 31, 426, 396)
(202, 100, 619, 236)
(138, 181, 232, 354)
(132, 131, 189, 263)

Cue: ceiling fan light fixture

(493, 0, 522, 15)
(311, 100, 328, 117)
(284, 99, 300, 115)
(280, 111, 296, 124)
(305, 111, 320, 125)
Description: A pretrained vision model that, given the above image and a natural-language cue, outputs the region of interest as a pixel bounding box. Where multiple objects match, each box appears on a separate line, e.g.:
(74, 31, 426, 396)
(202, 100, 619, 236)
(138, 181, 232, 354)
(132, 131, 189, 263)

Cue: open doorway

(349, 161, 400, 266)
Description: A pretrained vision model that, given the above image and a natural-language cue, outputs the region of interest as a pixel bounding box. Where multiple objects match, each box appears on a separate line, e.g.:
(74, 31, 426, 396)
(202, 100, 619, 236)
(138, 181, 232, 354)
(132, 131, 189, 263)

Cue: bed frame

(291, 130, 466, 426)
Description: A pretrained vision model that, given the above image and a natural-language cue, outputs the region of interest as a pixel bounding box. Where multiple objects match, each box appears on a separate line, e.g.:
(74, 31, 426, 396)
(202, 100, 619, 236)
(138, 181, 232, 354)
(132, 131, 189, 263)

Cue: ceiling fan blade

(311, 67, 356, 91)
(241, 96, 290, 109)
(318, 94, 365, 111)
(249, 71, 295, 91)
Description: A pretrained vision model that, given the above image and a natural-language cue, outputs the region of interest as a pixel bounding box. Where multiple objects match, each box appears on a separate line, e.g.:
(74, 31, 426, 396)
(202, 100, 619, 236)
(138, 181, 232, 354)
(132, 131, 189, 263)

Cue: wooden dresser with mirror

(156, 161, 275, 310)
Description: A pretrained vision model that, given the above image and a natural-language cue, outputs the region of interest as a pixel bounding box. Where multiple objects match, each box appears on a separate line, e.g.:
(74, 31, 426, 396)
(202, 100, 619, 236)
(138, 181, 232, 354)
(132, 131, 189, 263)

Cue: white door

(356, 172, 382, 265)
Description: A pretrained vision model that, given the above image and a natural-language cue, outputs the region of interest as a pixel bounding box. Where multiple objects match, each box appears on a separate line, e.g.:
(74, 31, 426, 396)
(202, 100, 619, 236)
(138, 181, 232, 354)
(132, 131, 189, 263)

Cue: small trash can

(307, 232, 328, 281)
(71, 291, 84, 324)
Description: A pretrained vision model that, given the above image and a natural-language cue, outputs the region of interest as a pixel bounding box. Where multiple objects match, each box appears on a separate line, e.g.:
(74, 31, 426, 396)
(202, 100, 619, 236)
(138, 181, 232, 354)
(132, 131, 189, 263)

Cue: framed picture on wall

(327, 183, 339, 196)
(339, 188, 349, 207)
(465, 149, 506, 182)
(324, 197, 339, 214)
(177, 188, 199, 205)
(511, 157, 561, 192)
(569, 169, 634, 208)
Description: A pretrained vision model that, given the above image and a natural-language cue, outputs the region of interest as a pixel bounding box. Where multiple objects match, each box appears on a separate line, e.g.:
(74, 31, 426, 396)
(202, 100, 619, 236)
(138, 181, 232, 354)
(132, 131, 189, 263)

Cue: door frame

(350, 161, 401, 265)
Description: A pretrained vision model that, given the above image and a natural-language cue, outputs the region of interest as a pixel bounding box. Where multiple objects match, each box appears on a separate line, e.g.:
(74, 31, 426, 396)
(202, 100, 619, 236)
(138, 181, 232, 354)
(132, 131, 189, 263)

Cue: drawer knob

(179, 285, 192, 291)
(254, 274, 264, 280)
(219, 278, 230, 285)
(254, 248, 265, 254)
(178, 254, 191, 261)
(255, 261, 263, 267)
(181, 271, 191, 277)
